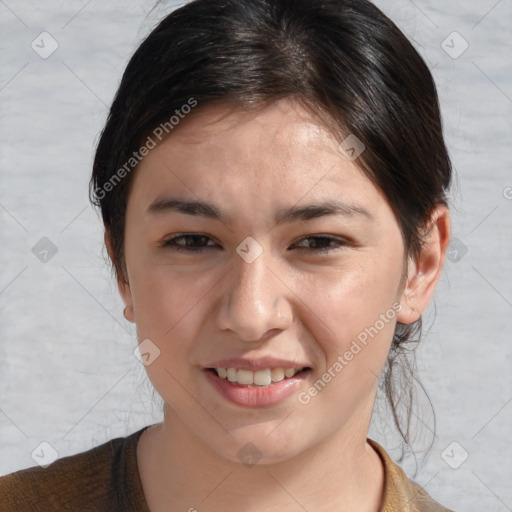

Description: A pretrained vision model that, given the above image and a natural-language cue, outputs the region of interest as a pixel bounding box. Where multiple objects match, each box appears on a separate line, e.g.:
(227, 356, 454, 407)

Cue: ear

(104, 229, 135, 323)
(397, 204, 451, 324)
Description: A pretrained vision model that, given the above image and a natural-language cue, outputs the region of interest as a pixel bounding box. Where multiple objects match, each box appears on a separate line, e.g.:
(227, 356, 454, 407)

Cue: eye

(161, 234, 219, 253)
(161, 234, 347, 254)
(292, 235, 347, 254)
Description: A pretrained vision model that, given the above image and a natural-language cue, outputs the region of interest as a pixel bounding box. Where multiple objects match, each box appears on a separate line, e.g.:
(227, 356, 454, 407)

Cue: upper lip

(203, 357, 311, 372)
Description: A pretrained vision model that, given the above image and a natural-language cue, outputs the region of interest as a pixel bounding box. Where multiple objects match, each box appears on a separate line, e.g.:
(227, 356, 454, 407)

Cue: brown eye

(162, 234, 218, 253)
(293, 236, 347, 254)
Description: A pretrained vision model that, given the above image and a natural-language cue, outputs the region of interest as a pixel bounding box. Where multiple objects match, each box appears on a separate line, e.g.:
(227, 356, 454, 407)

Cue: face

(116, 98, 420, 464)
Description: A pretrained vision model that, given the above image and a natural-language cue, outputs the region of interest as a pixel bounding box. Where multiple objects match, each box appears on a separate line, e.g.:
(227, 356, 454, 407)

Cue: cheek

(126, 262, 209, 384)
(301, 255, 403, 367)
(293, 261, 401, 425)
(129, 267, 214, 407)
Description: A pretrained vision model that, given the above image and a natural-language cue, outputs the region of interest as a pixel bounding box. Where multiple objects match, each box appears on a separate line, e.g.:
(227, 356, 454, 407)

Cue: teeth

(270, 367, 285, 382)
(284, 368, 296, 378)
(214, 367, 303, 386)
(254, 369, 272, 386)
(237, 369, 254, 385)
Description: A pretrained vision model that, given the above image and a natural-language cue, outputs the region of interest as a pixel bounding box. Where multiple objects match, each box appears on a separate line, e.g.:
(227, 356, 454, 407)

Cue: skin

(106, 97, 450, 511)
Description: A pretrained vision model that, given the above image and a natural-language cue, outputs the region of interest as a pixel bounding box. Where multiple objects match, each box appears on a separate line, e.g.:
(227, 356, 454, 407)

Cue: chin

(209, 428, 308, 467)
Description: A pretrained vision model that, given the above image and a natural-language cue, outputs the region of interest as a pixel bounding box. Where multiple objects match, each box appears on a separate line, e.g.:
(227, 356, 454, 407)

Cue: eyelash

(161, 234, 347, 254)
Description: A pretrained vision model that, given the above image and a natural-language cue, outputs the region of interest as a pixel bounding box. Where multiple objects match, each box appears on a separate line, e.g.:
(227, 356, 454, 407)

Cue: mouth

(205, 366, 312, 388)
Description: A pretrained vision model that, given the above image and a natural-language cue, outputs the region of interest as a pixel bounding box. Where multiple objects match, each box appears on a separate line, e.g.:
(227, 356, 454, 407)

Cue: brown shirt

(0, 425, 453, 511)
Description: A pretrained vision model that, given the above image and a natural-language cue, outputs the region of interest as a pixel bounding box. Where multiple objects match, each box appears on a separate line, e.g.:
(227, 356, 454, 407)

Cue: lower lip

(204, 369, 310, 407)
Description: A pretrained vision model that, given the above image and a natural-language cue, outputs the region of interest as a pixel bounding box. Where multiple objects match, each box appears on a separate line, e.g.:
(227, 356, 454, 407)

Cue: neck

(137, 405, 384, 512)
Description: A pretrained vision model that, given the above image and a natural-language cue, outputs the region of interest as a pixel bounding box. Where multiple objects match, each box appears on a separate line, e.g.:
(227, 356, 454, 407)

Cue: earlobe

(104, 229, 135, 323)
(123, 304, 135, 323)
(397, 205, 451, 325)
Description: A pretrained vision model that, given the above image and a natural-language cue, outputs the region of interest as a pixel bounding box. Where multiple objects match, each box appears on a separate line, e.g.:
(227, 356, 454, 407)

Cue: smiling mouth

(206, 367, 311, 387)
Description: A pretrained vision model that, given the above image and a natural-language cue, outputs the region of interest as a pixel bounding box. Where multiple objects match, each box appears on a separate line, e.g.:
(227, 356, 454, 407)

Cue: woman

(0, 0, 454, 510)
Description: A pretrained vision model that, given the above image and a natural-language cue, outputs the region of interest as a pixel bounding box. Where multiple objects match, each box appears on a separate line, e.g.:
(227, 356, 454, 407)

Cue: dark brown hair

(89, 0, 452, 459)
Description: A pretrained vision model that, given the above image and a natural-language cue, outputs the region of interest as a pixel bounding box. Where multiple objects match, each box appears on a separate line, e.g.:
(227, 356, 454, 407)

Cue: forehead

(128, 98, 385, 220)
(151, 99, 342, 171)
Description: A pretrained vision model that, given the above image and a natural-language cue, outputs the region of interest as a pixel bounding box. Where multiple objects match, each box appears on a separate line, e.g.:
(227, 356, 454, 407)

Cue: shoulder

(0, 426, 151, 512)
(367, 438, 454, 512)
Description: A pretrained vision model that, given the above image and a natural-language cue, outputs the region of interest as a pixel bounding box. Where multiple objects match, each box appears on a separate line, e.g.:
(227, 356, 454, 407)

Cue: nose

(216, 251, 293, 342)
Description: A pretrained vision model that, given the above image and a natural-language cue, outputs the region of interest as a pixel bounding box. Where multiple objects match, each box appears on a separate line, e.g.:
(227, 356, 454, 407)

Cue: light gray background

(1, 1, 511, 510)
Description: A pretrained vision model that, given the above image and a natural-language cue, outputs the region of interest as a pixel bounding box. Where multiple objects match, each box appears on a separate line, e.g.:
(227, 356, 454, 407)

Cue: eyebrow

(146, 197, 373, 225)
